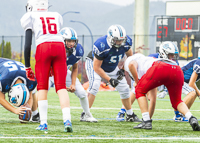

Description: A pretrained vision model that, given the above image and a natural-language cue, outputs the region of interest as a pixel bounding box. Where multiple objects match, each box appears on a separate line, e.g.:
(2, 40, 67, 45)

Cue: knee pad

(75, 88, 87, 99)
(88, 80, 101, 96)
(118, 85, 130, 99)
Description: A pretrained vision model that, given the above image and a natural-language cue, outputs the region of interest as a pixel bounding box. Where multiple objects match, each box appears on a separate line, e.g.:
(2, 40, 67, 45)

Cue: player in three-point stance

(21, 0, 72, 132)
(0, 58, 37, 118)
(85, 24, 141, 122)
(124, 53, 200, 131)
(49, 27, 97, 122)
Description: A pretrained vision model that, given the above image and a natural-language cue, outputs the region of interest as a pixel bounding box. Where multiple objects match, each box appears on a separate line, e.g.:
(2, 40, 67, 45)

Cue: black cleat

(133, 119, 152, 130)
(189, 116, 200, 131)
(31, 113, 40, 123)
(80, 112, 86, 122)
(126, 113, 142, 122)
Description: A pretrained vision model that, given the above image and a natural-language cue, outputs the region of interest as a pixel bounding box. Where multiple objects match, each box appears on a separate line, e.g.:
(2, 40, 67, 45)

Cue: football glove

(109, 78, 119, 88)
(25, 67, 35, 81)
(157, 90, 168, 99)
(117, 69, 125, 80)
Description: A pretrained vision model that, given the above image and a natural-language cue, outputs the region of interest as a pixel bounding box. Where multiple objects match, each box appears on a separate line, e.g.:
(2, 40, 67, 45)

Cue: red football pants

(135, 61, 184, 110)
(35, 42, 67, 92)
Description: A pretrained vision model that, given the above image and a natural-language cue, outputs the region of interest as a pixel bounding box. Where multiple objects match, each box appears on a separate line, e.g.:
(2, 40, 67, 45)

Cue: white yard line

(0, 137, 200, 140)
(48, 105, 200, 111)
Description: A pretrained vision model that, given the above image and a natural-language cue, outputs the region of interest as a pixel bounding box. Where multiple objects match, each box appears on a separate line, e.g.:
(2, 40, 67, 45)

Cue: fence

(1, 34, 200, 85)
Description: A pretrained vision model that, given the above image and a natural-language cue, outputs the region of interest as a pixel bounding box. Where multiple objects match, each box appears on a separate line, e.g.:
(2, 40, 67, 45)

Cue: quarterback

(21, 0, 72, 132)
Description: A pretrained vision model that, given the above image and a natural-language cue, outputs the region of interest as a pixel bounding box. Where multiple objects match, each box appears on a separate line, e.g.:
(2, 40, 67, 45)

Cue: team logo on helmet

(109, 30, 113, 37)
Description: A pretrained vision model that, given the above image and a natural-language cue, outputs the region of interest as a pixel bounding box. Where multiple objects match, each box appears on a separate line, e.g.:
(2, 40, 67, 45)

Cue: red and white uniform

(20, 12, 67, 92)
(125, 53, 184, 110)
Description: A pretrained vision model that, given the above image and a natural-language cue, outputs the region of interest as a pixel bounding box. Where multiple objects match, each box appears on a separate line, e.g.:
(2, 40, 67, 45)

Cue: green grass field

(1, 89, 200, 142)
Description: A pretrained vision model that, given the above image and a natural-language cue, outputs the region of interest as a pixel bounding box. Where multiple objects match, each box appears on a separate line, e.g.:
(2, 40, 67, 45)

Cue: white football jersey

(124, 53, 157, 79)
(20, 11, 64, 46)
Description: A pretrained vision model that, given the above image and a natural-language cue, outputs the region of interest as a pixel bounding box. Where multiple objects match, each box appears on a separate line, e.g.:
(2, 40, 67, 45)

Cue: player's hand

(117, 69, 125, 80)
(109, 78, 119, 88)
(15, 106, 27, 115)
(25, 67, 35, 81)
(157, 91, 168, 99)
(68, 85, 76, 93)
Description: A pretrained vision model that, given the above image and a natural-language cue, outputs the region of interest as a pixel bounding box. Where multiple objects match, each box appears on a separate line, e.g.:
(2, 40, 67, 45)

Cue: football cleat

(80, 112, 98, 122)
(85, 112, 98, 122)
(64, 120, 73, 132)
(133, 119, 152, 130)
(36, 123, 48, 131)
(31, 113, 40, 123)
(116, 111, 125, 122)
(189, 116, 200, 131)
(126, 113, 142, 122)
(173, 113, 188, 122)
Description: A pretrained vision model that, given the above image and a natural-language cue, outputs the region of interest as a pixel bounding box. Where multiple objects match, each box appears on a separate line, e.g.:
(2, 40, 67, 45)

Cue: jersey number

(3, 61, 25, 72)
(40, 17, 57, 34)
(109, 54, 123, 63)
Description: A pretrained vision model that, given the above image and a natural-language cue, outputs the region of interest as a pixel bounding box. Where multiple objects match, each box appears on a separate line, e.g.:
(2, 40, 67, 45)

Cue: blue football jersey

(0, 58, 37, 93)
(67, 43, 84, 70)
(182, 59, 200, 83)
(92, 35, 132, 72)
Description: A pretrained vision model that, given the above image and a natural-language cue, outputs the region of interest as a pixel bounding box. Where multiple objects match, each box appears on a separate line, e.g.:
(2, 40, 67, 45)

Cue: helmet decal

(109, 30, 113, 36)
(116, 25, 123, 38)
(69, 28, 76, 40)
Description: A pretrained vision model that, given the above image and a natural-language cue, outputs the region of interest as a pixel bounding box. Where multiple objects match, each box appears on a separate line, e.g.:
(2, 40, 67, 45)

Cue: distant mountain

(0, 0, 166, 54)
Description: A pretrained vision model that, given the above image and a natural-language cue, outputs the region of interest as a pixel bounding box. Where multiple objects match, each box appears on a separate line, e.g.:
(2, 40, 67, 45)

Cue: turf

(0, 89, 200, 142)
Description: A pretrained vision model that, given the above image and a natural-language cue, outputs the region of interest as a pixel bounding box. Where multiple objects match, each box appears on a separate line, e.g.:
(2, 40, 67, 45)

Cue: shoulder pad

(76, 44, 84, 57)
(126, 35, 132, 46)
(20, 13, 33, 31)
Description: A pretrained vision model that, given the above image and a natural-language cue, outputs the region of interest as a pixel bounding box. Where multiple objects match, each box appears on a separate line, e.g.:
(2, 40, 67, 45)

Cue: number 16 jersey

(20, 11, 64, 46)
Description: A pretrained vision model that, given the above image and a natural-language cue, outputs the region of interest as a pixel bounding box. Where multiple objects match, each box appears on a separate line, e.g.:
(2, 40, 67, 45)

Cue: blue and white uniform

(0, 58, 37, 93)
(49, 44, 86, 98)
(85, 35, 132, 99)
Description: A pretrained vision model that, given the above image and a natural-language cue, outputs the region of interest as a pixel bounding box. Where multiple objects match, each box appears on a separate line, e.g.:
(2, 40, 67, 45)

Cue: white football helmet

(26, 0, 48, 12)
(107, 24, 127, 48)
(60, 27, 78, 51)
(8, 83, 30, 107)
(159, 41, 179, 60)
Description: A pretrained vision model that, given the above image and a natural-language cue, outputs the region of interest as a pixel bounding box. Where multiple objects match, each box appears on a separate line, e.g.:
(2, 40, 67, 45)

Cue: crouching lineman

(85, 24, 141, 122)
(156, 42, 198, 122)
(124, 53, 200, 131)
(49, 27, 97, 122)
(0, 58, 37, 119)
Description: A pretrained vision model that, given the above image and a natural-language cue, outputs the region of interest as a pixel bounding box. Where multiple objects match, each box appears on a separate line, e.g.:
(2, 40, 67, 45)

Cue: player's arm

(93, 57, 110, 82)
(125, 48, 133, 57)
(128, 61, 139, 84)
(69, 63, 78, 93)
(188, 71, 200, 96)
(0, 91, 26, 115)
(24, 29, 32, 68)
(27, 91, 33, 108)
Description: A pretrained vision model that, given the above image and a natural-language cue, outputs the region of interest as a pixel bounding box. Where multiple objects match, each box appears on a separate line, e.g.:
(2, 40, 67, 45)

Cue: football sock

(32, 110, 38, 116)
(120, 108, 126, 113)
(38, 100, 48, 125)
(174, 110, 179, 115)
(185, 112, 192, 120)
(126, 109, 133, 115)
(79, 96, 90, 115)
(142, 112, 150, 121)
(62, 107, 71, 122)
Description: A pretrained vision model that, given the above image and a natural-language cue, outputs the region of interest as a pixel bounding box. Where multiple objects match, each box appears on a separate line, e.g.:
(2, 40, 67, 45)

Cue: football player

(21, 0, 72, 132)
(49, 27, 97, 122)
(124, 53, 200, 131)
(85, 24, 142, 122)
(0, 58, 37, 117)
(117, 42, 195, 122)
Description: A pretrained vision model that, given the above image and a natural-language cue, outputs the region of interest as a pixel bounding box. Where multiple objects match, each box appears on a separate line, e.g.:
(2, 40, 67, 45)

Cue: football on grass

(19, 104, 32, 123)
